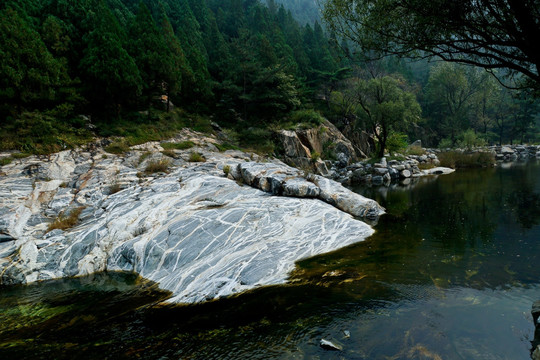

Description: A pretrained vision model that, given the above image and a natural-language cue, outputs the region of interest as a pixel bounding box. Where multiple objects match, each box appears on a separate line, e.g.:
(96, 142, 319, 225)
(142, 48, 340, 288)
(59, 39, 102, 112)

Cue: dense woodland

(0, 0, 539, 156)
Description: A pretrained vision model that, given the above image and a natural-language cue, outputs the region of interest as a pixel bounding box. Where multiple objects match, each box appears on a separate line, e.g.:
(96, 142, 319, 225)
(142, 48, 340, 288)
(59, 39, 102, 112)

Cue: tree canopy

(323, 0, 540, 89)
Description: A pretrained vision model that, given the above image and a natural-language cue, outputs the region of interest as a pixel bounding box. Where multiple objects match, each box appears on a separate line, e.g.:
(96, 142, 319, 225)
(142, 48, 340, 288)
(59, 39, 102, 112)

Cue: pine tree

(0, 7, 68, 114)
(79, 1, 142, 116)
(128, 2, 169, 111)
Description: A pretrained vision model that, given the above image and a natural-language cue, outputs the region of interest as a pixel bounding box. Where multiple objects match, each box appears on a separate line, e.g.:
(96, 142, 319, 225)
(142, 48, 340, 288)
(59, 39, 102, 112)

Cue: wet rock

(372, 175, 384, 186)
(423, 167, 455, 175)
(532, 300, 540, 324)
(307, 174, 385, 218)
(400, 169, 411, 178)
(373, 167, 389, 175)
(320, 339, 343, 351)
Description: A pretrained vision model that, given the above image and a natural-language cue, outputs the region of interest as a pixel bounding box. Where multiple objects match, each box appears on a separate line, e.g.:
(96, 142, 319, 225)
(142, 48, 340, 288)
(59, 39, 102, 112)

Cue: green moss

(215, 142, 241, 152)
(162, 141, 195, 150)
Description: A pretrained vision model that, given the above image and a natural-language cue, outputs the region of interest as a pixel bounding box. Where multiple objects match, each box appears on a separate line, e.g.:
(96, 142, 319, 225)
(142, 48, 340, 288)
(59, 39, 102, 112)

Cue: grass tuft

(47, 207, 85, 232)
(188, 152, 206, 163)
(144, 159, 171, 174)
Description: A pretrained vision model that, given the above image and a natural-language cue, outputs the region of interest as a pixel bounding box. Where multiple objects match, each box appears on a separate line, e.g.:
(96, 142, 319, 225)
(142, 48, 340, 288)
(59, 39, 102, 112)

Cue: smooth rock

(400, 169, 411, 178)
(422, 167, 455, 175)
(307, 174, 385, 218)
(0, 137, 383, 304)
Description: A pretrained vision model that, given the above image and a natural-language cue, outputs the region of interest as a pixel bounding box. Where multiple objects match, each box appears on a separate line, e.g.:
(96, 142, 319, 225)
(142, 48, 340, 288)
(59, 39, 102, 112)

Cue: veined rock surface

(0, 131, 383, 303)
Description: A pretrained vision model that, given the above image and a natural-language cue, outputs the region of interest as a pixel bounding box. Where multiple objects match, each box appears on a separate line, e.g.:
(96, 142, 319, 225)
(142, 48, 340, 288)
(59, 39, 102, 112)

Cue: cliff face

(0, 130, 382, 303)
(276, 119, 366, 175)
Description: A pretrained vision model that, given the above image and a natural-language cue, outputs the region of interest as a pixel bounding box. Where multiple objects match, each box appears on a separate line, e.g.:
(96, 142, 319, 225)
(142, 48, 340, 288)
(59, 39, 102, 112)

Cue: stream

(1, 160, 540, 359)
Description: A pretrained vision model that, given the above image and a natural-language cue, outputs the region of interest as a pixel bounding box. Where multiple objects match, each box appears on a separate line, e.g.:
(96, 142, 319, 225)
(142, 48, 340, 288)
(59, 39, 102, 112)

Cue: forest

(0, 0, 539, 156)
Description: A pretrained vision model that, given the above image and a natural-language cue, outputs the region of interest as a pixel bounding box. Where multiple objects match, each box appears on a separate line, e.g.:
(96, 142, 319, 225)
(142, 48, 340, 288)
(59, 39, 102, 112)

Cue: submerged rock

(320, 338, 343, 351)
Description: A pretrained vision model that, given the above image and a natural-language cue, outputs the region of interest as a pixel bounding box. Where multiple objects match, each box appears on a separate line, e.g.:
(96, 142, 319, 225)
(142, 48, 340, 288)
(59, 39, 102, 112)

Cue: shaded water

(2, 161, 540, 359)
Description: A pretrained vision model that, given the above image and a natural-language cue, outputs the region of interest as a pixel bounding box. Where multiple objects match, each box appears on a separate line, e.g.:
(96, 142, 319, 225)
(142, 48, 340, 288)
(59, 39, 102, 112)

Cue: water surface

(2, 161, 540, 359)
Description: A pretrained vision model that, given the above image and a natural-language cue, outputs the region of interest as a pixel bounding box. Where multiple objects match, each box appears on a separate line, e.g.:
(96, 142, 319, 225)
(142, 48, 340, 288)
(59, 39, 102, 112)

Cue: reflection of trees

(507, 191, 540, 228)
(504, 163, 540, 229)
(312, 163, 540, 295)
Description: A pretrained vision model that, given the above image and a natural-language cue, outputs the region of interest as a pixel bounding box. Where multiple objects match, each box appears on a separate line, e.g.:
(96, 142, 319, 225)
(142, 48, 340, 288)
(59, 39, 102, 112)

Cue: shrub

(0, 111, 92, 154)
(188, 152, 206, 162)
(386, 132, 409, 154)
(105, 139, 130, 154)
(311, 151, 321, 162)
(161, 150, 176, 158)
(405, 145, 426, 156)
(162, 141, 195, 150)
(458, 129, 487, 149)
(144, 159, 171, 173)
(438, 151, 495, 168)
(290, 109, 325, 127)
(47, 207, 85, 232)
(238, 128, 275, 155)
(418, 162, 435, 170)
(438, 138, 454, 149)
(322, 141, 337, 161)
(0, 157, 12, 166)
(223, 165, 231, 176)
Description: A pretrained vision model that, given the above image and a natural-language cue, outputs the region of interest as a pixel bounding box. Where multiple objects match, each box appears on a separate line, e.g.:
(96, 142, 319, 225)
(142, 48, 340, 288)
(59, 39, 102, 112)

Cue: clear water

(2, 161, 540, 359)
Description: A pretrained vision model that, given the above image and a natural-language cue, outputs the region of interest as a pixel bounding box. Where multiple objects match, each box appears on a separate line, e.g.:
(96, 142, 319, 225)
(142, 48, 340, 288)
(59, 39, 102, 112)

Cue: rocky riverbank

(0, 130, 383, 303)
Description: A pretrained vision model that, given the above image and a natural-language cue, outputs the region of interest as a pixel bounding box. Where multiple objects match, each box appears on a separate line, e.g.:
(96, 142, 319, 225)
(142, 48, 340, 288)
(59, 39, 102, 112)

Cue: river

(2, 160, 540, 359)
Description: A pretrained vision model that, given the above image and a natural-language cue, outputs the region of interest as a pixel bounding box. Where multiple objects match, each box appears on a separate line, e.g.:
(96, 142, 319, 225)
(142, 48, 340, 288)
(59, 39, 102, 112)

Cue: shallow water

(2, 160, 540, 359)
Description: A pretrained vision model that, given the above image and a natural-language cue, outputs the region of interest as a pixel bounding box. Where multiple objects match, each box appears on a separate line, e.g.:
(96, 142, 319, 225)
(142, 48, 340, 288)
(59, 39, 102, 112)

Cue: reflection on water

(1, 161, 540, 359)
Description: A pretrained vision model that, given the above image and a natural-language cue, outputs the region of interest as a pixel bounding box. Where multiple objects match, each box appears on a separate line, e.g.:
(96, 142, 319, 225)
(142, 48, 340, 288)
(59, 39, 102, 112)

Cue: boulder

(410, 140, 422, 148)
(307, 174, 385, 218)
(500, 146, 514, 154)
(277, 130, 311, 158)
(423, 167, 455, 175)
(400, 169, 412, 178)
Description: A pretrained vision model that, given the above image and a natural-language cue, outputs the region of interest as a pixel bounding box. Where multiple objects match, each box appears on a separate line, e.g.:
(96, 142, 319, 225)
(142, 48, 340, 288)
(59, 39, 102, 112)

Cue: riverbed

(1, 160, 540, 359)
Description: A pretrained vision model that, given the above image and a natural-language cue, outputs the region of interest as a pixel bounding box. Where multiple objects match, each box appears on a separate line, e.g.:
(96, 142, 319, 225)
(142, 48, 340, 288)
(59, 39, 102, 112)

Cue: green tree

(0, 7, 68, 114)
(355, 75, 421, 157)
(128, 2, 169, 111)
(160, 14, 187, 112)
(424, 63, 488, 145)
(79, 1, 142, 116)
(323, 0, 540, 89)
